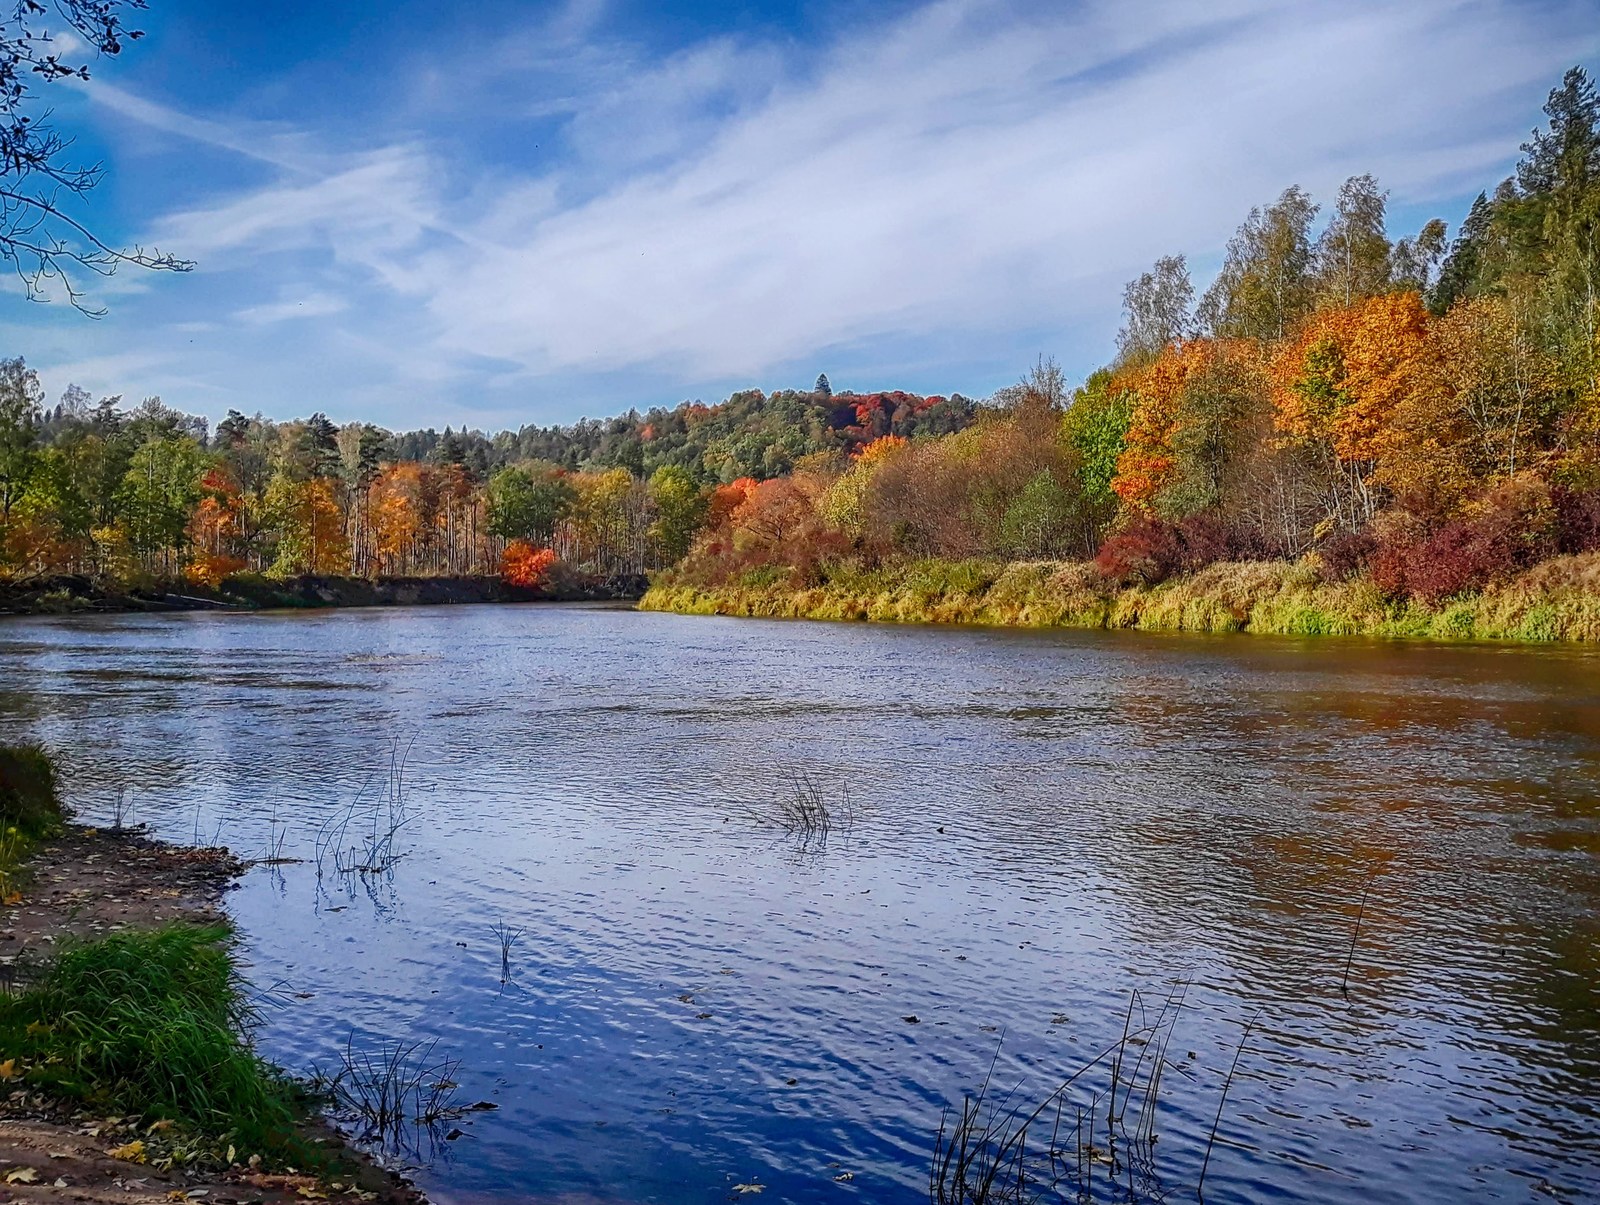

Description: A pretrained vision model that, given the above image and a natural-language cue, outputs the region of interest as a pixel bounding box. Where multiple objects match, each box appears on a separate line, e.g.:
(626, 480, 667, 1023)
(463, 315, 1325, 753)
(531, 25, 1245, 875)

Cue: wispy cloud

(233, 291, 348, 325)
(19, 0, 1600, 425)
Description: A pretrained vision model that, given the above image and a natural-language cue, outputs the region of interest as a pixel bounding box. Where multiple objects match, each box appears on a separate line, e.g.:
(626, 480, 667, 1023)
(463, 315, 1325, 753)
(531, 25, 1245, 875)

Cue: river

(1, 604, 1596, 1204)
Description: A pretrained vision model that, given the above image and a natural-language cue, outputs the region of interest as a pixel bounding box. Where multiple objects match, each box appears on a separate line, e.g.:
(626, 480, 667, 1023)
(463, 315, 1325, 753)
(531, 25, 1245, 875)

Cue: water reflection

(0, 606, 1596, 1204)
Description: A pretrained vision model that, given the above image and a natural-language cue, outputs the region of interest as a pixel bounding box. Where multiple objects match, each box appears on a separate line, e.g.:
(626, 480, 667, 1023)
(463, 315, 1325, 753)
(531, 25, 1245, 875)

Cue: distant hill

(391, 387, 979, 484)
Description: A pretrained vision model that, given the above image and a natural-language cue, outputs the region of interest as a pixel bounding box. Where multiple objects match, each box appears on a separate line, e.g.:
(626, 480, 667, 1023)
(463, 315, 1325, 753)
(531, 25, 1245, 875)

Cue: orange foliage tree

(501, 540, 557, 587)
(1269, 291, 1432, 528)
(185, 468, 247, 586)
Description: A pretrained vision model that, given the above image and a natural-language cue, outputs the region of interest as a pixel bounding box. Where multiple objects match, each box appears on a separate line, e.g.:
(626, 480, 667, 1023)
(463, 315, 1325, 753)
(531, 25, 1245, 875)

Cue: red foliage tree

(501, 541, 558, 588)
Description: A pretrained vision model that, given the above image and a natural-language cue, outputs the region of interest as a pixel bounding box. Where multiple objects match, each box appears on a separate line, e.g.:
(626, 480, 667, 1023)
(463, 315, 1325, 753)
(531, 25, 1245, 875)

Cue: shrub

(500, 541, 558, 588)
(1403, 519, 1511, 604)
(0, 743, 63, 836)
(1095, 515, 1184, 585)
(1316, 528, 1378, 582)
(1554, 486, 1600, 554)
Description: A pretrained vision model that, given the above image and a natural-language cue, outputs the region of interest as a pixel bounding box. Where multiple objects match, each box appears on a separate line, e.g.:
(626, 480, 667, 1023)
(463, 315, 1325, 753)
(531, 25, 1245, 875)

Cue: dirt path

(0, 828, 429, 1205)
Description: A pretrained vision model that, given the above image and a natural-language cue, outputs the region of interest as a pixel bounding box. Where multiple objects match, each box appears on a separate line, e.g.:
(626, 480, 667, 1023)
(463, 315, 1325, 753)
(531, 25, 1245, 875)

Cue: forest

(647, 66, 1600, 636)
(1, 67, 1598, 627)
(0, 372, 973, 589)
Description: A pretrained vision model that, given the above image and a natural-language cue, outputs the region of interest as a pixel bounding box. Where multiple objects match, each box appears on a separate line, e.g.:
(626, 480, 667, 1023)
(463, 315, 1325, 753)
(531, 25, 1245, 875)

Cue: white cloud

(27, 0, 1600, 423)
(412, 0, 1596, 379)
(233, 291, 349, 325)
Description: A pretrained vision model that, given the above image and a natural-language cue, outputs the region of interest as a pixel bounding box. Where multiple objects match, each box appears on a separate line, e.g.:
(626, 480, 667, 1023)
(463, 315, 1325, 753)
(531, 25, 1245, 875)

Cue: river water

(0, 604, 1596, 1204)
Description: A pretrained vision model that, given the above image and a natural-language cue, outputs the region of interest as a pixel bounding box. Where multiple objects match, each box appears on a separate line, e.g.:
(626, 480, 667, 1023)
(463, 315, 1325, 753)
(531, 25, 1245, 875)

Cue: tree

(1200, 186, 1320, 341)
(1391, 218, 1448, 295)
(0, 356, 42, 522)
(814, 373, 832, 399)
(999, 469, 1079, 558)
(486, 463, 574, 544)
(1116, 255, 1195, 365)
(119, 433, 204, 570)
(1432, 192, 1493, 313)
(1517, 66, 1600, 208)
(1, 0, 191, 311)
(264, 473, 348, 576)
(1061, 370, 1133, 552)
(1314, 174, 1393, 306)
(1269, 291, 1432, 529)
(647, 465, 706, 563)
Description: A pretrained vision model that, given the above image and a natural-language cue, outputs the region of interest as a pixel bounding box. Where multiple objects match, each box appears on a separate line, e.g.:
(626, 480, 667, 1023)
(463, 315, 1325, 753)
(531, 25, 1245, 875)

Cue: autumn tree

(1200, 186, 1319, 341)
(1313, 174, 1393, 306)
(1270, 291, 1432, 529)
(264, 473, 349, 576)
(1116, 255, 1195, 366)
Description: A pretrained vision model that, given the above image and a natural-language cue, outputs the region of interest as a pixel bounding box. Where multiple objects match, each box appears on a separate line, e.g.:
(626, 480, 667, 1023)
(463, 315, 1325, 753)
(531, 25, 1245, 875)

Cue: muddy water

(1, 604, 1596, 1204)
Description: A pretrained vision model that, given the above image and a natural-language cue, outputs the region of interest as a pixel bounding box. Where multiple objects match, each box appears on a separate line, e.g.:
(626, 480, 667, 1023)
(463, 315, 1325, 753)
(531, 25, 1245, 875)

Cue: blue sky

(3, 0, 1597, 432)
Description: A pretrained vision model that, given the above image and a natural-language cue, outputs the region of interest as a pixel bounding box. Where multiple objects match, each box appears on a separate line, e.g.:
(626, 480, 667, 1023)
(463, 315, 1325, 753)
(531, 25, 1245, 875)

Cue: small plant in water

(491, 920, 524, 984)
(318, 1033, 464, 1155)
(928, 980, 1262, 1205)
(766, 774, 854, 855)
(314, 737, 416, 880)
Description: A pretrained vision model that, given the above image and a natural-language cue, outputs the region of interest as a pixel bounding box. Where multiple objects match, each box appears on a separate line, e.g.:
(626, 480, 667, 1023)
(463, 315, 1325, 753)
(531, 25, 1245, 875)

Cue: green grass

(0, 743, 65, 901)
(0, 924, 305, 1161)
(0, 743, 64, 837)
(641, 551, 1600, 644)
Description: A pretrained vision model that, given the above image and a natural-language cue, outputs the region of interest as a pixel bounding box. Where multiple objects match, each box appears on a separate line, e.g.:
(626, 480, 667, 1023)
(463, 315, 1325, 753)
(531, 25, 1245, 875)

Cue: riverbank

(641, 553, 1600, 643)
(0, 572, 648, 616)
(0, 754, 429, 1205)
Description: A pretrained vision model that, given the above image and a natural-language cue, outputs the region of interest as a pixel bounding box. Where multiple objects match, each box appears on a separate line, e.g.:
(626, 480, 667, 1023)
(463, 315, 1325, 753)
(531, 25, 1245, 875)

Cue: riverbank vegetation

(645, 67, 1600, 642)
(0, 746, 430, 1199)
(0, 742, 62, 900)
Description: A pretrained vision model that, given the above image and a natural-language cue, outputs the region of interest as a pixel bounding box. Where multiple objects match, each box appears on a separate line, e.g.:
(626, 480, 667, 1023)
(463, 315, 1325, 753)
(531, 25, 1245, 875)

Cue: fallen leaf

(0, 1058, 16, 1079)
(5, 1168, 39, 1184)
(109, 1139, 148, 1163)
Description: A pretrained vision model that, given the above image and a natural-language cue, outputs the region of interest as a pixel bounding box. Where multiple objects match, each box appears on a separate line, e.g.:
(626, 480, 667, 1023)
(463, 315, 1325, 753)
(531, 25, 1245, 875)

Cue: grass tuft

(0, 923, 304, 1159)
(0, 743, 64, 837)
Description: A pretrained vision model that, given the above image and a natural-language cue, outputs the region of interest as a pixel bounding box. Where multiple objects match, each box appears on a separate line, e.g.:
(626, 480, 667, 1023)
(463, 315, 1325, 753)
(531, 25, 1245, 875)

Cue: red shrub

(1094, 512, 1261, 586)
(1554, 486, 1600, 554)
(501, 541, 558, 588)
(1095, 516, 1184, 585)
(1402, 520, 1513, 604)
(1317, 528, 1378, 582)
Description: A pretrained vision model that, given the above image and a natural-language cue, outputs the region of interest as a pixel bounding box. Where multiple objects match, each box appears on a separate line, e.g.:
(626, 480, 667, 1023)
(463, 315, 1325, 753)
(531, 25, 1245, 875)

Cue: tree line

(0, 364, 972, 586)
(667, 67, 1600, 608)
